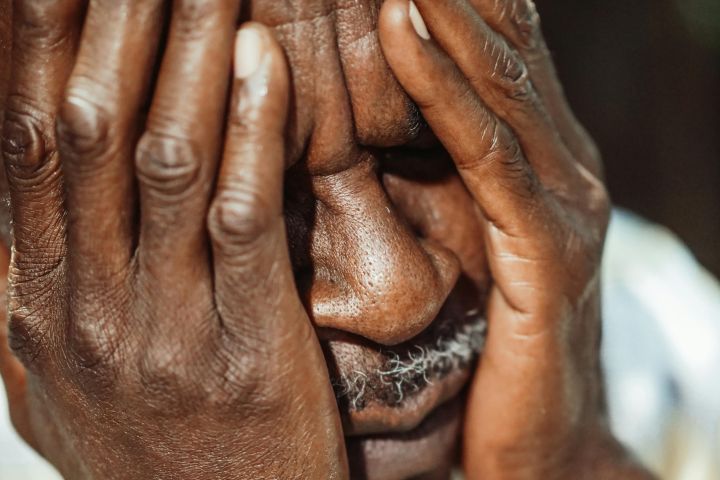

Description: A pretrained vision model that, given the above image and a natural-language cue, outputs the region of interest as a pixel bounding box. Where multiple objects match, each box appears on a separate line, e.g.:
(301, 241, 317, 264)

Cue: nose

(305, 159, 461, 346)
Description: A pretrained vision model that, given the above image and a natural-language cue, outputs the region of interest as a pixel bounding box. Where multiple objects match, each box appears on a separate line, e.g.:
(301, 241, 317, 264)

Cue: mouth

(322, 289, 486, 437)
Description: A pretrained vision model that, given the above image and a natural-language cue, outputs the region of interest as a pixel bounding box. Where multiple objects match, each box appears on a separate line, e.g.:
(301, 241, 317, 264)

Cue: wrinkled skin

(0, 0, 655, 479)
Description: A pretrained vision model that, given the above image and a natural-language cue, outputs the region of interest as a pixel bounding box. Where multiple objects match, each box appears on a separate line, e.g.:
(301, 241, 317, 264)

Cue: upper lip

(324, 283, 485, 436)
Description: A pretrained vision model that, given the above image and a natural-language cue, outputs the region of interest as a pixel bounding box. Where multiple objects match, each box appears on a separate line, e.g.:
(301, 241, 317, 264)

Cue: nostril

(421, 238, 462, 304)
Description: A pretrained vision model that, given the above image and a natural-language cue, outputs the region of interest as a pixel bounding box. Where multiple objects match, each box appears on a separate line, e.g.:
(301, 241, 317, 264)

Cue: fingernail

(235, 27, 262, 79)
(409, 1, 430, 40)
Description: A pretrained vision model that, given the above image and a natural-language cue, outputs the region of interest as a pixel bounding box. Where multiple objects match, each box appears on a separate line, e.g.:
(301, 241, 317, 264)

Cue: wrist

(464, 425, 657, 480)
(567, 427, 658, 480)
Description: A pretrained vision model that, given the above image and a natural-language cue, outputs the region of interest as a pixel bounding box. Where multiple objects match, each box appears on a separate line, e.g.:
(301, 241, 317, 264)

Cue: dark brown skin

(0, 0, 656, 479)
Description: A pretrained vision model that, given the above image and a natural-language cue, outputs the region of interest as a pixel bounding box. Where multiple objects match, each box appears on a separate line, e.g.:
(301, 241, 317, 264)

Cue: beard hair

(332, 313, 487, 411)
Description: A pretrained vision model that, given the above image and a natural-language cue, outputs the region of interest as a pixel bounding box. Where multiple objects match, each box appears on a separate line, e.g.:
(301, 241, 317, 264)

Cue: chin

(345, 395, 464, 480)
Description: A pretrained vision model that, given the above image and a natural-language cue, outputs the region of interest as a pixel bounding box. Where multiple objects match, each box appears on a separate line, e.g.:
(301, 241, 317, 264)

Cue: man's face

(253, 2, 490, 477)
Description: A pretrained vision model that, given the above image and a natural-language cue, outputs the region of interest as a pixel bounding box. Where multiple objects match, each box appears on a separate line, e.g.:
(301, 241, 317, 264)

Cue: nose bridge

(307, 161, 460, 346)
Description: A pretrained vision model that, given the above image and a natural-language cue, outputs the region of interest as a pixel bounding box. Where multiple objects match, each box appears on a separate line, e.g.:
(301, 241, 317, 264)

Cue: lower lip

(345, 396, 463, 480)
(343, 364, 471, 436)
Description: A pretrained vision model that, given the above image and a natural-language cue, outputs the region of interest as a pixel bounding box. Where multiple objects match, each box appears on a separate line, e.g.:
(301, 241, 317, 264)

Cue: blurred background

(538, 0, 720, 276)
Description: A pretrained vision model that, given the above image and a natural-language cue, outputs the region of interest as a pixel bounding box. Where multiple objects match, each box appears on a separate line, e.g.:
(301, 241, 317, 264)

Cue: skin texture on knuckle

(135, 132, 203, 199)
(2, 94, 62, 172)
(2, 98, 58, 176)
(208, 189, 281, 252)
(135, 333, 284, 419)
(56, 94, 112, 167)
(504, 0, 543, 51)
(66, 315, 120, 363)
(469, 118, 516, 168)
(61, 287, 134, 392)
(6, 305, 51, 371)
(136, 348, 212, 415)
(478, 144, 538, 201)
(64, 321, 124, 396)
(5, 257, 66, 370)
(492, 50, 533, 102)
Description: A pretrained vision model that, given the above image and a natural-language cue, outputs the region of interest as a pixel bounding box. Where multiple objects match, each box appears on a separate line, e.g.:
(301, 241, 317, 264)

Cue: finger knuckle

(137, 347, 206, 412)
(494, 150, 539, 202)
(135, 133, 202, 197)
(64, 292, 130, 386)
(476, 116, 511, 156)
(588, 183, 611, 230)
(7, 307, 49, 371)
(66, 320, 122, 375)
(467, 123, 537, 195)
(56, 94, 112, 165)
(2, 102, 56, 175)
(208, 189, 278, 248)
(494, 52, 533, 102)
(509, 0, 543, 51)
(478, 140, 527, 181)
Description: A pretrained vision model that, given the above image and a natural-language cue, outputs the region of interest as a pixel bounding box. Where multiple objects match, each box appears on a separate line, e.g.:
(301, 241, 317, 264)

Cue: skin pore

(0, 1, 656, 479)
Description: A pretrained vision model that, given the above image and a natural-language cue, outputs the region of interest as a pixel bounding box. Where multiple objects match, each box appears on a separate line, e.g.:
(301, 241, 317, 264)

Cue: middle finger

(135, 0, 241, 283)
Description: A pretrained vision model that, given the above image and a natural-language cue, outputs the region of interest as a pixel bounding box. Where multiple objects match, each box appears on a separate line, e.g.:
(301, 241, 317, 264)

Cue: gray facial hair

(333, 313, 487, 411)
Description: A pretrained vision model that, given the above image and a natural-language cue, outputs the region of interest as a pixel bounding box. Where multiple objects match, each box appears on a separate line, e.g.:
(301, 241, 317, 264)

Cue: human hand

(1, 2, 347, 478)
(379, 1, 654, 478)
